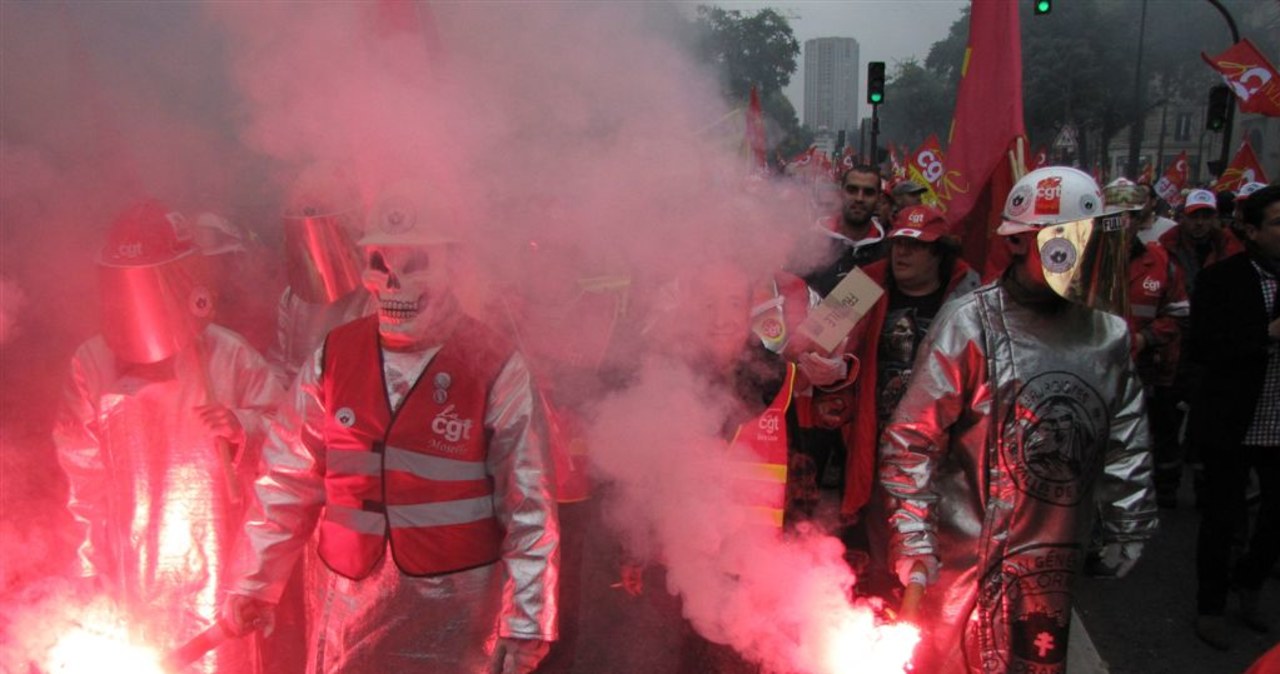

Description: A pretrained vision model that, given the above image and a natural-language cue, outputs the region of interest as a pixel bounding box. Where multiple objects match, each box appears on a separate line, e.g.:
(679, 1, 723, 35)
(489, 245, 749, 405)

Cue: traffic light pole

(870, 104, 880, 167)
(1205, 0, 1239, 173)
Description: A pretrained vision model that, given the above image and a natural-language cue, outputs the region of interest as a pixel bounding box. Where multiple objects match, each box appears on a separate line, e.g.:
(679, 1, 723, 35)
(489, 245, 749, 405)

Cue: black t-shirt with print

(876, 283, 948, 428)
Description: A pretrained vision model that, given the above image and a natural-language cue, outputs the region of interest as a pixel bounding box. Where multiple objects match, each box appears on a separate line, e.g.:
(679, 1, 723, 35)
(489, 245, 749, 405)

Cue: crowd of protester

(49, 158, 1280, 673)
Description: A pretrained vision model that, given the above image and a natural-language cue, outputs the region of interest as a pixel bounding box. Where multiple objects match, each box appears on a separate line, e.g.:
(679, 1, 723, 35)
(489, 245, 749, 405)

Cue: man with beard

(796, 164, 888, 296)
(879, 167, 1157, 674)
(223, 179, 559, 674)
(1189, 185, 1280, 649)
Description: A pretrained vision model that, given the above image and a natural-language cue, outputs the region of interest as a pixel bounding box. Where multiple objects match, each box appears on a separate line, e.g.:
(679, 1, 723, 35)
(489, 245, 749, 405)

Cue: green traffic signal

(1034, 0, 1051, 14)
(870, 92, 883, 104)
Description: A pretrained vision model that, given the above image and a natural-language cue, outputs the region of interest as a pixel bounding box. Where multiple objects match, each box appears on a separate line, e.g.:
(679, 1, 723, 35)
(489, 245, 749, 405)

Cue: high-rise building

(803, 37, 860, 136)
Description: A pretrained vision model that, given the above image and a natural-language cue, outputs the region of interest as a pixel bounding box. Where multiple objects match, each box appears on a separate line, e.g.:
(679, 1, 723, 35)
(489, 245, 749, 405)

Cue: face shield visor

(283, 211, 364, 304)
(1035, 211, 1130, 317)
(99, 251, 215, 363)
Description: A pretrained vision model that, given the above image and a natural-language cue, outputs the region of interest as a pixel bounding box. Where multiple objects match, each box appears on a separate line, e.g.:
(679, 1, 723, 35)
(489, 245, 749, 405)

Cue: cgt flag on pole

(942, 0, 1026, 278)
(1212, 140, 1269, 192)
(1202, 39, 1280, 117)
(1154, 150, 1190, 207)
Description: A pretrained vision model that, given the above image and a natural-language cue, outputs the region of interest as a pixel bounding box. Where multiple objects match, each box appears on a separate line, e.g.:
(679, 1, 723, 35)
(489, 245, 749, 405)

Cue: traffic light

(1206, 84, 1231, 132)
(1034, 0, 1052, 15)
(867, 61, 885, 105)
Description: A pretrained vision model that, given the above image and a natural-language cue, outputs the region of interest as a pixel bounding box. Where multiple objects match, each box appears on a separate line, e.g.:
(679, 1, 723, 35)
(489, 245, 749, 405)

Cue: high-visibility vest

(728, 363, 796, 529)
(316, 315, 510, 579)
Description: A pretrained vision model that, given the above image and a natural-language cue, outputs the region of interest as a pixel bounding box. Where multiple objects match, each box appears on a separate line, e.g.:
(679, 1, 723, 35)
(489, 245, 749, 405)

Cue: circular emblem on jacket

(980, 545, 1079, 672)
(335, 407, 356, 427)
(1007, 371, 1108, 506)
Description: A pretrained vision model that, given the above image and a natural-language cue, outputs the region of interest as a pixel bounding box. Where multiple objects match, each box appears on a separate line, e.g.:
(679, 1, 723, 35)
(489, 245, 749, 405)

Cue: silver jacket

(879, 279, 1157, 674)
(267, 287, 373, 386)
(229, 332, 558, 674)
(55, 325, 282, 674)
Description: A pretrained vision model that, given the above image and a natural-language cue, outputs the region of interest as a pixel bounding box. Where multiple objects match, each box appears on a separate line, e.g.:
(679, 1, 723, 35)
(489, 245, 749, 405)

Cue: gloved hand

(221, 593, 276, 637)
(195, 404, 246, 446)
(615, 561, 645, 597)
(490, 637, 551, 674)
(1096, 542, 1143, 579)
(797, 352, 848, 387)
(894, 555, 940, 588)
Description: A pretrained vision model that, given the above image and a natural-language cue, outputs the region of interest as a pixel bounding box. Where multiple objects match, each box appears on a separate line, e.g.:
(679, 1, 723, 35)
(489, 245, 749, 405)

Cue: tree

(878, 59, 954, 152)
(687, 6, 809, 158)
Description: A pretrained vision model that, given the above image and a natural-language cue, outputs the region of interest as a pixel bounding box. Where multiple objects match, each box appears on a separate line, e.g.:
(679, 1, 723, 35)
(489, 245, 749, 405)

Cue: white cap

(1184, 189, 1217, 213)
(1235, 182, 1267, 202)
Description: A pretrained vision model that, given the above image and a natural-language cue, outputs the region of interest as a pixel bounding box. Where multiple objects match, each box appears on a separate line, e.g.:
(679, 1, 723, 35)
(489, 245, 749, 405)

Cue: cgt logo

(1035, 177, 1063, 215)
(1142, 277, 1161, 294)
(908, 210, 925, 224)
(431, 404, 474, 443)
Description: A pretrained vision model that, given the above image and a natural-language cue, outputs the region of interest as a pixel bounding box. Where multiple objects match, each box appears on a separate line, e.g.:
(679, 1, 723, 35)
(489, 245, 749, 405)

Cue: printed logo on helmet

(378, 197, 416, 235)
(908, 210, 926, 224)
(759, 316, 784, 340)
(1035, 177, 1063, 215)
(896, 228, 923, 238)
(1040, 237, 1077, 274)
(189, 286, 214, 318)
(1078, 192, 1100, 216)
(1007, 185, 1034, 218)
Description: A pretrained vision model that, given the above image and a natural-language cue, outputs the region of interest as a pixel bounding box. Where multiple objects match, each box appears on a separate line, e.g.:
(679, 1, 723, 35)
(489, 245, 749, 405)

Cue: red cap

(889, 205, 950, 243)
(99, 199, 194, 266)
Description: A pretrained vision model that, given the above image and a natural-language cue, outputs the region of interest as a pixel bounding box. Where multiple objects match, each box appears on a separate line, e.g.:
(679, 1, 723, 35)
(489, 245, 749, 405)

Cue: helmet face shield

(1036, 212, 1129, 316)
(283, 213, 363, 303)
(100, 251, 214, 363)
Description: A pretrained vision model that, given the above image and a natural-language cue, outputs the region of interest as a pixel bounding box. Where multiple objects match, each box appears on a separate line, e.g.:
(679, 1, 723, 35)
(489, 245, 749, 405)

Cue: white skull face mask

(362, 244, 457, 348)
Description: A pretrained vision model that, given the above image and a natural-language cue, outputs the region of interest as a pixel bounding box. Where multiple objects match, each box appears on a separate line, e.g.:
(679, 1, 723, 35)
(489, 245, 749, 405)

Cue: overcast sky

(712, 1, 967, 119)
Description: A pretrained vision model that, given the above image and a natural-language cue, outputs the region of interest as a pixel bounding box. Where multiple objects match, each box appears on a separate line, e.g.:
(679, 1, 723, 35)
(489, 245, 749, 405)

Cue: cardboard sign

(796, 267, 884, 353)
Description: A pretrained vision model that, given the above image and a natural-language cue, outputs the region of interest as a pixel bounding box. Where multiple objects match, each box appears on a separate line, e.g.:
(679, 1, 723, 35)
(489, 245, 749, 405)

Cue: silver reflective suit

(230, 335, 558, 674)
(880, 278, 1157, 674)
(267, 287, 373, 385)
(55, 325, 282, 674)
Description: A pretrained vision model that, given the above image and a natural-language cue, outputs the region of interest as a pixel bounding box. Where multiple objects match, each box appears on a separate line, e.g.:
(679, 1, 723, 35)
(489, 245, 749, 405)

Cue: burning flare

(42, 605, 166, 674)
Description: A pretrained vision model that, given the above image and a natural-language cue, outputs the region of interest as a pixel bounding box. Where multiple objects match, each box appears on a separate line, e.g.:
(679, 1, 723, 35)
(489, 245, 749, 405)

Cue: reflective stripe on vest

(318, 315, 508, 579)
(728, 363, 796, 529)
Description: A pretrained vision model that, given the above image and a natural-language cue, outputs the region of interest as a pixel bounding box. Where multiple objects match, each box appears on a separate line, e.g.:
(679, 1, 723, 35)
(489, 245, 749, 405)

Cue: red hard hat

(99, 199, 195, 267)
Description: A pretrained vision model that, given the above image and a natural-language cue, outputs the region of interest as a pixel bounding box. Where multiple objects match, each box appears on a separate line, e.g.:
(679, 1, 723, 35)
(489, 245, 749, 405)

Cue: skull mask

(362, 244, 458, 348)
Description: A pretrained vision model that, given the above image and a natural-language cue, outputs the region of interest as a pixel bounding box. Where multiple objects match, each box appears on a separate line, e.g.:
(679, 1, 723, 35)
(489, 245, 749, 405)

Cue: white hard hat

(359, 178, 461, 247)
(998, 166, 1104, 235)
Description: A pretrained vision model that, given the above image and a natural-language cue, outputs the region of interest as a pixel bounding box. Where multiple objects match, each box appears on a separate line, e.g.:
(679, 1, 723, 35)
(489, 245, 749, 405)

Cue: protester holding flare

(879, 167, 1157, 674)
(223, 178, 559, 674)
(54, 199, 283, 674)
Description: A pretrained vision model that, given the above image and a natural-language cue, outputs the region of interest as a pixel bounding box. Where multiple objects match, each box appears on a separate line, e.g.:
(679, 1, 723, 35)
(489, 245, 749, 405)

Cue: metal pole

(1204, 0, 1240, 174)
(1126, 0, 1149, 178)
(870, 104, 880, 167)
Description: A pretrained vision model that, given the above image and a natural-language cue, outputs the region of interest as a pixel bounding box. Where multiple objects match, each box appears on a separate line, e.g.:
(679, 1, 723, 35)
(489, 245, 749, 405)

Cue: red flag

(942, 0, 1026, 278)
(837, 146, 858, 174)
(888, 143, 908, 185)
(745, 85, 769, 173)
(1031, 146, 1049, 170)
(1138, 162, 1154, 186)
(905, 135, 950, 209)
(1212, 140, 1269, 192)
(1091, 163, 1104, 186)
(1202, 39, 1280, 117)
(1154, 151, 1190, 207)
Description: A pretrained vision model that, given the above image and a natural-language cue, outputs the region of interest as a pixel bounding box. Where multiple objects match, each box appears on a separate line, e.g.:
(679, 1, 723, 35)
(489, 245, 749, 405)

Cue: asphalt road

(1074, 478, 1278, 674)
